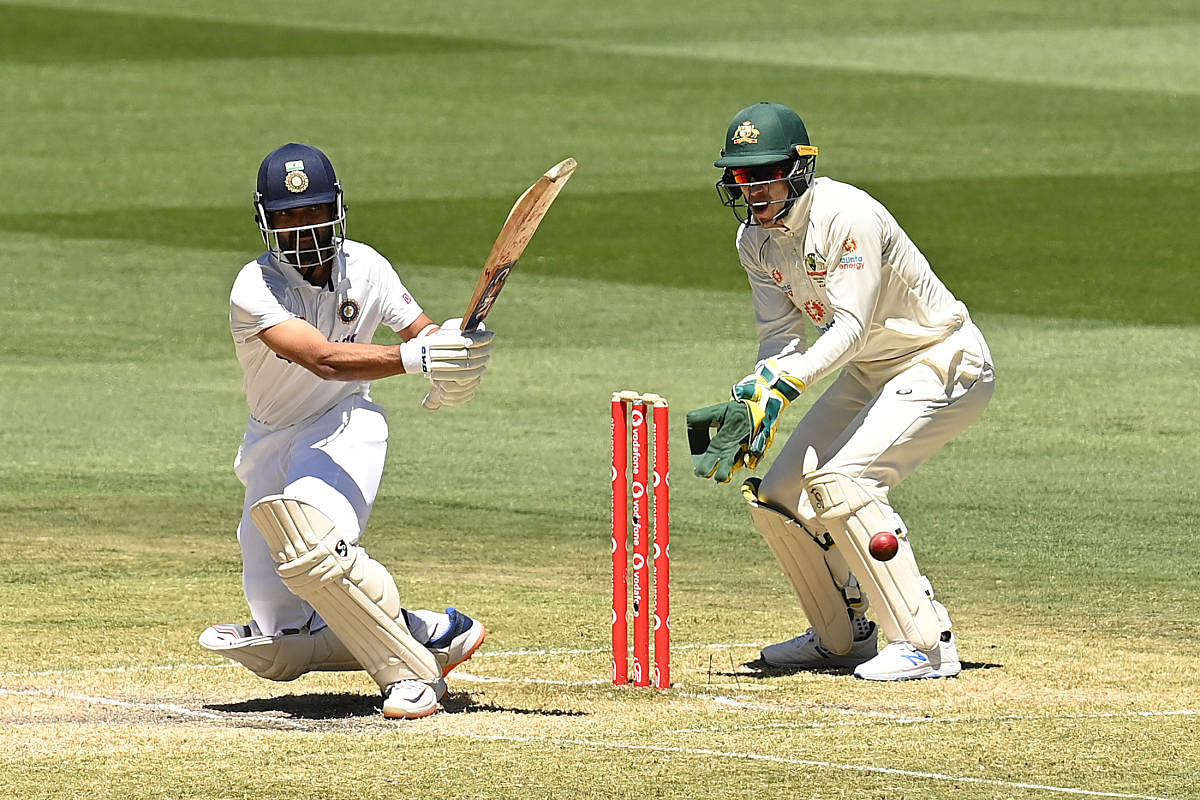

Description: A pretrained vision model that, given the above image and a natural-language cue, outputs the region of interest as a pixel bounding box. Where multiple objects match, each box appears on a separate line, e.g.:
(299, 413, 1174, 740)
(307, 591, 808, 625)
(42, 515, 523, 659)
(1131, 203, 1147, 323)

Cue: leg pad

(803, 465, 941, 650)
(250, 495, 440, 687)
(743, 478, 859, 655)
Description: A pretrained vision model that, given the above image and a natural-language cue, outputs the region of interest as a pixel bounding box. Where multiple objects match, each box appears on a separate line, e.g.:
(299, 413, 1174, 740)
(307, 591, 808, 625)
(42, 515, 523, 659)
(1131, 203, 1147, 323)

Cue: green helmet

(714, 102, 819, 226)
(715, 102, 813, 167)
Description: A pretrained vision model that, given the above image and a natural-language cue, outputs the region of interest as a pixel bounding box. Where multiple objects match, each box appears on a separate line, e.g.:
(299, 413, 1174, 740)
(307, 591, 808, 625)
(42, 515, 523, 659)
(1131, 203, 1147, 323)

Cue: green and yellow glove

(686, 401, 754, 484)
(730, 358, 806, 468)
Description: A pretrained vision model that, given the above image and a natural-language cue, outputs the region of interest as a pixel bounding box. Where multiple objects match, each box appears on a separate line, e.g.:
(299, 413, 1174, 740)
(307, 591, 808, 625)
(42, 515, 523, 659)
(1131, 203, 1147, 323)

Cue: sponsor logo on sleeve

(842, 237, 858, 253)
(803, 299, 827, 325)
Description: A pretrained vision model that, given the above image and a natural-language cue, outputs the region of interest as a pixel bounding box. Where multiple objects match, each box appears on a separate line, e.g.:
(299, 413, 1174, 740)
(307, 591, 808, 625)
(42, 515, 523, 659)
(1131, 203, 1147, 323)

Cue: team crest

(338, 298, 360, 324)
(842, 237, 858, 254)
(771, 268, 784, 284)
(285, 169, 310, 193)
(732, 121, 760, 145)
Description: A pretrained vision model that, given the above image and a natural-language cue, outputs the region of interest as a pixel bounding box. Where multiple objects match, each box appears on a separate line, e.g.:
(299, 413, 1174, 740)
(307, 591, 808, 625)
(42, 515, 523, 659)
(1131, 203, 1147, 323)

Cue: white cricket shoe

(760, 621, 878, 669)
(426, 607, 486, 677)
(382, 678, 446, 720)
(853, 631, 961, 681)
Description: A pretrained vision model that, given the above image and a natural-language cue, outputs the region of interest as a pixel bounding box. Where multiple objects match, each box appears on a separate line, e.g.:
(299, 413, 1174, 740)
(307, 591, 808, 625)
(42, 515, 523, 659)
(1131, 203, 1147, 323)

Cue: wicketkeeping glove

(686, 400, 754, 484)
(730, 357, 806, 468)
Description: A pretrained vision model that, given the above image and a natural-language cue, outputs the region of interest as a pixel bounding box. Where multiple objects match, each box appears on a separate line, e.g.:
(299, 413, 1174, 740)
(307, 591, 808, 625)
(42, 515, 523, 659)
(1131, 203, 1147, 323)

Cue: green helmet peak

(715, 102, 814, 167)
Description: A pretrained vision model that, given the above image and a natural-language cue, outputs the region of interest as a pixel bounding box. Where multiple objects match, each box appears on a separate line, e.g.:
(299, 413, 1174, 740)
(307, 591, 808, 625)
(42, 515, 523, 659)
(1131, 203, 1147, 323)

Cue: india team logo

(338, 298, 360, 324)
(732, 121, 760, 145)
(285, 164, 310, 194)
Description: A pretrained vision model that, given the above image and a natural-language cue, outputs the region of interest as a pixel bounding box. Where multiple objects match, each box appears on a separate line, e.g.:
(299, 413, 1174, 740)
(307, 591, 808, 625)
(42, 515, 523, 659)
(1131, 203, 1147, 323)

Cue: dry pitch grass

(4, 620, 1197, 800)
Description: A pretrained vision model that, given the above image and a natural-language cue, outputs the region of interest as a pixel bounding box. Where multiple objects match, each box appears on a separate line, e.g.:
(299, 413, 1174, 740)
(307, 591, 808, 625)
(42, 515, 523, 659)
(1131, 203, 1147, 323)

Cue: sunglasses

(729, 165, 787, 185)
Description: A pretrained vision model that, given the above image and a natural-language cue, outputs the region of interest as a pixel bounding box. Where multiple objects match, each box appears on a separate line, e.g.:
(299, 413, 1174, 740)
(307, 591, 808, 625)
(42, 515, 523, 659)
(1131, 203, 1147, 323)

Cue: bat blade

(461, 157, 577, 330)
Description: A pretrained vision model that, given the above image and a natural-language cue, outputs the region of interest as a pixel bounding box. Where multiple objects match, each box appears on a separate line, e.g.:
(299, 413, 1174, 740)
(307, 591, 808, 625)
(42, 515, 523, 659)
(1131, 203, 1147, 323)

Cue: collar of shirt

(764, 181, 816, 239)
(266, 250, 349, 292)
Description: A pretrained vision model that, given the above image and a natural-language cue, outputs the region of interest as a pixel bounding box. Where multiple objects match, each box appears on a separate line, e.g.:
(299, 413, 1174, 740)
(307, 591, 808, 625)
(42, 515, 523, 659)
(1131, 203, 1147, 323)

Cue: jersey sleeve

(775, 203, 883, 386)
(738, 227, 808, 363)
(376, 261, 424, 333)
(229, 264, 295, 345)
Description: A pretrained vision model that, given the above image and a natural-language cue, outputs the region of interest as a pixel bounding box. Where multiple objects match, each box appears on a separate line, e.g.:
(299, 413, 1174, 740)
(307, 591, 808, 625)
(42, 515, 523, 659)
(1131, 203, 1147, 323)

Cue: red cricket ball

(868, 531, 899, 561)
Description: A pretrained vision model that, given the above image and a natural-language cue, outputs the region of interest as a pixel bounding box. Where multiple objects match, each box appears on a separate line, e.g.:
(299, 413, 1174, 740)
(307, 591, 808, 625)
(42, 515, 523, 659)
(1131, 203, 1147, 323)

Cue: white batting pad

(802, 465, 942, 650)
(743, 479, 857, 654)
(249, 495, 440, 687)
(199, 622, 359, 682)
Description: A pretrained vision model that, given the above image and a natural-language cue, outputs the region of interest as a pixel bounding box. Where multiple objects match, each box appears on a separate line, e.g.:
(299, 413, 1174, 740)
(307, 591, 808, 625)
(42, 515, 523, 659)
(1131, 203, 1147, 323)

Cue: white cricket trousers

(233, 394, 388, 635)
(759, 321, 995, 528)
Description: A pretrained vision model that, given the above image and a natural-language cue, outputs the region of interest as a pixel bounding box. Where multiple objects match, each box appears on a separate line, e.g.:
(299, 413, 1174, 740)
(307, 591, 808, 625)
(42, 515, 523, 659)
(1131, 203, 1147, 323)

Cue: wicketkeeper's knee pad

(801, 450, 942, 650)
(199, 622, 359, 681)
(743, 478, 865, 655)
(249, 495, 440, 688)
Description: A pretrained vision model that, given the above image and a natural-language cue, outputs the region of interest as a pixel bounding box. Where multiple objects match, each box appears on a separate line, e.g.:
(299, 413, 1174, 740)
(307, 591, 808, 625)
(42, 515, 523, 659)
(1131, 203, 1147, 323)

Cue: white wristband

(399, 339, 429, 375)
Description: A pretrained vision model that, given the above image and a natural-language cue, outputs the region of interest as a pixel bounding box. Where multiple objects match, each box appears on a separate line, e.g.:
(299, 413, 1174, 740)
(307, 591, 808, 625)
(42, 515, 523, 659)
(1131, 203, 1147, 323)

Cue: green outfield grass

(2, 2, 1198, 799)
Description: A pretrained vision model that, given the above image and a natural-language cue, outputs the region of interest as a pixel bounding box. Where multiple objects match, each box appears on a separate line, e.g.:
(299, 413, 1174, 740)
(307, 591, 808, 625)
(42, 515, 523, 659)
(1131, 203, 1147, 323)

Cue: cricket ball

(868, 531, 899, 562)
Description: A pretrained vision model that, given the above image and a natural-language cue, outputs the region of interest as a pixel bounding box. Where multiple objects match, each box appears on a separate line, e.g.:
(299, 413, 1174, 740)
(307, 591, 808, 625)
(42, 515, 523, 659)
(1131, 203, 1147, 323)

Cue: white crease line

(478, 642, 765, 658)
(666, 709, 1200, 735)
(0, 687, 308, 730)
(431, 731, 1185, 800)
(4, 686, 1189, 800)
(452, 672, 606, 687)
(0, 641, 765, 679)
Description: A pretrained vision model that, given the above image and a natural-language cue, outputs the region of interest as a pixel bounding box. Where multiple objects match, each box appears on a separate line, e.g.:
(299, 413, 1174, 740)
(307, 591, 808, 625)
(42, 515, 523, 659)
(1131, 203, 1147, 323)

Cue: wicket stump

(611, 390, 670, 689)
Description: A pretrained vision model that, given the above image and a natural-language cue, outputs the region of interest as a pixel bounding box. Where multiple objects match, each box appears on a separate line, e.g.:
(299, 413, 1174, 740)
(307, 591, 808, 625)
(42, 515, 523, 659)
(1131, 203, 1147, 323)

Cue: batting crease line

(0, 641, 765, 679)
(665, 708, 1200, 735)
(477, 642, 765, 658)
(0, 687, 308, 730)
(3, 686, 1187, 800)
(429, 731, 1184, 800)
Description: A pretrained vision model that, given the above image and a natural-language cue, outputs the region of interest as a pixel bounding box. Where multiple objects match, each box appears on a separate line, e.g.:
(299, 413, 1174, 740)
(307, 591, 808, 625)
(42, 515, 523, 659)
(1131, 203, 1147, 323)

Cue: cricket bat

(422, 157, 577, 410)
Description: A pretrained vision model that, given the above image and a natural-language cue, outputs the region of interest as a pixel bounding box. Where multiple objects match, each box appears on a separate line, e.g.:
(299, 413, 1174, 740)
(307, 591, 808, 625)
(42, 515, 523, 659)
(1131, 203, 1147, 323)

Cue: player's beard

(278, 226, 335, 269)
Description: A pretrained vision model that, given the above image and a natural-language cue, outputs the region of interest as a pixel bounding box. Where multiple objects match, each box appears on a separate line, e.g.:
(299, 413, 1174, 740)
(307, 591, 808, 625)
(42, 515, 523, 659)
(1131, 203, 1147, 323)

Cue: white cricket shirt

(736, 177, 985, 387)
(230, 239, 424, 430)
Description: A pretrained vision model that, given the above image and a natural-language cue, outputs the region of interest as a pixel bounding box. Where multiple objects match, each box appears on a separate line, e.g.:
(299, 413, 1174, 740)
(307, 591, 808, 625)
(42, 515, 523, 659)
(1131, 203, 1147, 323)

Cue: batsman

(198, 143, 491, 717)
(687, 103, 995, 680)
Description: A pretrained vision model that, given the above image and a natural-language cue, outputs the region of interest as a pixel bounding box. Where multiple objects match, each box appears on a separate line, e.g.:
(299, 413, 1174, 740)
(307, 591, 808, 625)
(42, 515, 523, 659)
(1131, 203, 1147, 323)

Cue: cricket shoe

(760, 620, 878, 669)
(853, 631, 961, 681)
(426, 607, 486, 677)
(382, 678, 447, 720)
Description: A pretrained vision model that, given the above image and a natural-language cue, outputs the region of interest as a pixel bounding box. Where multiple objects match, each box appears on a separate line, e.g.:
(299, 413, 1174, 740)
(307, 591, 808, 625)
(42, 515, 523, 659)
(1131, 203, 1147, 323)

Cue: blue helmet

(253, 143, 347, 275)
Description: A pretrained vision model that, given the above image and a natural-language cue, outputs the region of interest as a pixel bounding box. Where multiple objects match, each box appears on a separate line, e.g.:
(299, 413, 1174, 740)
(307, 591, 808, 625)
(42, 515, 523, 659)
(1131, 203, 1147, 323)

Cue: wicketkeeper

(199, 143, 491, 717)
(687, 103, 996, 680)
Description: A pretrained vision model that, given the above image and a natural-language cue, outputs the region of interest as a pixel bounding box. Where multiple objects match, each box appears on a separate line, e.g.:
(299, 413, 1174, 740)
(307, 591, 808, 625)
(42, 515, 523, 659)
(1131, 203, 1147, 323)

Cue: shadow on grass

(206, 690, 587, 719)
(730, 658, 1003, 678)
